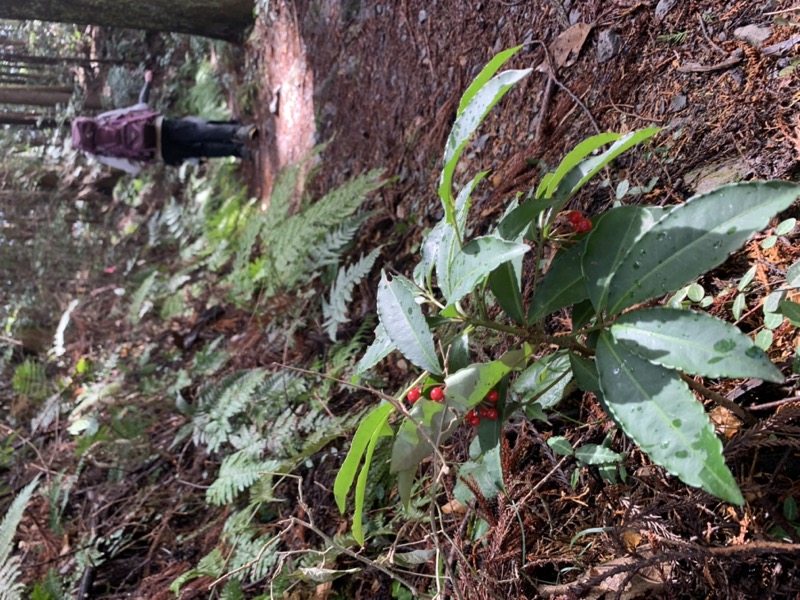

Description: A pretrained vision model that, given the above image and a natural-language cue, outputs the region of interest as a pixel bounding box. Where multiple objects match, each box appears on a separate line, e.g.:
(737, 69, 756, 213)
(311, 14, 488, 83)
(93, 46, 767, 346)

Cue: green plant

(0, 477, 40, 600)
(335, 46, 800, 543)
(547, 435, 626, 486)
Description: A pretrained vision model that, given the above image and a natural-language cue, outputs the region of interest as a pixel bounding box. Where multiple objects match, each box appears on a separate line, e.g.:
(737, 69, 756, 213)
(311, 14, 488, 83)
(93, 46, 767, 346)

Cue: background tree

(0, 0, 254, 42)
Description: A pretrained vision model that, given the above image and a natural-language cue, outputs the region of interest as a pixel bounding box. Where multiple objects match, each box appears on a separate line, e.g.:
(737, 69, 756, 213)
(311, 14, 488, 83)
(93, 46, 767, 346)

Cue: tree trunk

(0, 112, 59, 127)
(0, 85, 71, 107)
(0, 0, 254, 42)
(1, 52, 138, 67)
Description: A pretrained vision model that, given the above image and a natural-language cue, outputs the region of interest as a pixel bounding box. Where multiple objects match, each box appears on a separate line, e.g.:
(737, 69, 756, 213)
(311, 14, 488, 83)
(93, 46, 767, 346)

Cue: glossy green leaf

(439, 67, 532, 226)
(738, 265, 757, 291)
(353, 322, 395, 377)
(776, 218, 796, 235)
(608, 181, 800, 314)
(779, 299, 800, 326)
(765, 290, 786, 313)
(583, 206, 658, 312)
(732, 293, 746, 320)
(334, 402, 394, 513)
(550, 128, 661, 218)
(574, 444, 623, 465)
(529, 239, 589, 323)
(569, 352, 600, 394)
(447, 332, 470, 373)
(755, 329, 773, 351)
(395, 468, 415, 511)
(572, 298, 595, 330)
(596, 332, 743, 504)
(413, 219, 448, 287)
(545, 132, 620, 198)
(353, 413, 393, 545)
(489, 260, 526, 324)
(438, 235, 529, 305)
(547, 436, 575, 456)
(390, 399, 454, 475)
(377, 272, 441, 375)
(786, 260, 800, 288)
(444, 348, 530, 411)
(612, 308, 783, 383)
(764, 310, 783, 330)
(457, 45, 523, 116)
(513, 350, 572, 409)
(497, 194, 557, 240)
(417, 172, 483, 286)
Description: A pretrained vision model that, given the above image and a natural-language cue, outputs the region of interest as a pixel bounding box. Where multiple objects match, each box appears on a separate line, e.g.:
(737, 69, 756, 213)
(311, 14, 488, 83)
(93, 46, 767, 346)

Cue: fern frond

(262, 169, 384, 291)
(0, 477, 40, 600)
(12, 359, 48, 400)
(322, 247, 380, 341)
(206, 451, 280, 506)
(193, 370, 266, 452)
(169, 547, 225, 594)
(128, 270, 158, 324)
(306, 212, 374, 271)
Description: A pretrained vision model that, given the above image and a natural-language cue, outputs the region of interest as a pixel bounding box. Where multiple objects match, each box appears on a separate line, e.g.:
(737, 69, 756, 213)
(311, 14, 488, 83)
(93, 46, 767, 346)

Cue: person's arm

(138, 70, 153, 105)
(94, 155, 143, 175)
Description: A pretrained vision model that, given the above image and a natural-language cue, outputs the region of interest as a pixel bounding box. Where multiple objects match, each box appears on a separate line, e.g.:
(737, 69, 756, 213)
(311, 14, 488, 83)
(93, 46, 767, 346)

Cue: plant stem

(679, 373, 758, 426)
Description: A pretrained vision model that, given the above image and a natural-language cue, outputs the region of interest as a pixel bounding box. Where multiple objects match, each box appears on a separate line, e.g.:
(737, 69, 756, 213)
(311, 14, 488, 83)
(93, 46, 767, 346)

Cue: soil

(243, 2, 800, 598)
(11, 1, 800, 599)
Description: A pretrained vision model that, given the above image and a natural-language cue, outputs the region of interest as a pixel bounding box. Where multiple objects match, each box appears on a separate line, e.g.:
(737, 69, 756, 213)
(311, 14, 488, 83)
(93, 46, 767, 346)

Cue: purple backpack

(71, 109, 160, 161)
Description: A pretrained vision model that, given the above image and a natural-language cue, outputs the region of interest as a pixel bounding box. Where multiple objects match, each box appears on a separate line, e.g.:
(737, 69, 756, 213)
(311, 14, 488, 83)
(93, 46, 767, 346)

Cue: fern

(206, 450, 281, 506)
(128, 270, 158, 324)
(169, 547, 226, 594)
(192, 370, 267, 452)
(0, 477, 40, 600)
(322, 247, 381, 341)
(259, 169, 384, 292)
(306, 212, 374, 271)
(12, 359, 48, 400)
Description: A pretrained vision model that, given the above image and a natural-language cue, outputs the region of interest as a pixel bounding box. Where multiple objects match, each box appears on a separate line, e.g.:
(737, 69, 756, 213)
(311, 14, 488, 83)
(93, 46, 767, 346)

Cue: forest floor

(11, 1, 800, 599)
(240, 1, 800, 596)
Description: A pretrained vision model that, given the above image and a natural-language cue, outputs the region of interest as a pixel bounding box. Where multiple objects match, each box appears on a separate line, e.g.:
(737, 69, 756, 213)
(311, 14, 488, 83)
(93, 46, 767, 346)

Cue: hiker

(71, 70, 257, 174)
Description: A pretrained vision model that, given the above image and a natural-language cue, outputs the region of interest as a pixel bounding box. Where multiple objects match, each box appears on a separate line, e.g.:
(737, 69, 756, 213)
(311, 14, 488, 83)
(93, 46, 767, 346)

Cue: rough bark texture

(0, 0, 254, 42)
(0, 85, 71, 107)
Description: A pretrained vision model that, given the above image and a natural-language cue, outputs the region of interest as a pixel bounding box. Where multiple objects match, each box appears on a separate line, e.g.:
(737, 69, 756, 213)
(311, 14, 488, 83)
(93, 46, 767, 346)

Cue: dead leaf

(441, 498, 467, 515)
(538, 23, 594, 72)
(710, 406, 742, 439)
(539, 546, 673, 599)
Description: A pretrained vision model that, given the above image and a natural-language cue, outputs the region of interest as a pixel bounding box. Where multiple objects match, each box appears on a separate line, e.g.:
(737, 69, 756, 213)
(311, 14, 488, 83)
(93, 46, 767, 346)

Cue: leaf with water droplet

(596, 332, 743, 505)
(607, 181, 800, 314)
(377, 271, 441, 375)
(611, 307, 783, 382)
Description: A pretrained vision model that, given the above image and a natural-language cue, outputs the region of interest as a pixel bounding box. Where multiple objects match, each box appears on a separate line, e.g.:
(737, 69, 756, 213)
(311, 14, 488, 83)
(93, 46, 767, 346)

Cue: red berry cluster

(567, 210, 592, 234)
(406, 385, 445, 404)
(465, 389, 500, 427)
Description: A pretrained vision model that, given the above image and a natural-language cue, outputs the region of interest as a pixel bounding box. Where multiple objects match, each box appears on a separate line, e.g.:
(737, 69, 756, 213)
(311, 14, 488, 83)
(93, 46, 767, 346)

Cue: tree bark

(0, 112, 59, 127)
(0, 85, 71, 107)
(0, 0, 254, 43)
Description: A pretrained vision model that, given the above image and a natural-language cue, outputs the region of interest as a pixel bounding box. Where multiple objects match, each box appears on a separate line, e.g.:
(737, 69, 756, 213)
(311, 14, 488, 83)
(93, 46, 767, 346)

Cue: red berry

(430, 386, 445, 402)
(407, 387, 422, 403)
(484, 408, 499, 420)
(479, 406, 490, 418)
(567, 210, 584, 225)
(469, 415, 481, 427)
(575, 218, 592, 233)
(486, 389, 499, 403)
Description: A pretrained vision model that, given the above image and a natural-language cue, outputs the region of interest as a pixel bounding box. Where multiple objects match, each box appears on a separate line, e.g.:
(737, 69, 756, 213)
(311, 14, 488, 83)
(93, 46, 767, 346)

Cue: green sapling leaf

(596, 332, 744, 505)
(611, 307, 783, 383)
(377, 271, 442, 375)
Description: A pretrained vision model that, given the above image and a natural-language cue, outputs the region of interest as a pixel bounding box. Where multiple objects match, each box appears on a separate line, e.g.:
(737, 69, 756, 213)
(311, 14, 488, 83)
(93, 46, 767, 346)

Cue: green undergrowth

(2, 146, 390, 597)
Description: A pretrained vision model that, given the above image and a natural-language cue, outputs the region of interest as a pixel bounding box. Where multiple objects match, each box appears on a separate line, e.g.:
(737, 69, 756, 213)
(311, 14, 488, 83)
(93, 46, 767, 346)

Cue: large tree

(0, 0, 254, 42)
